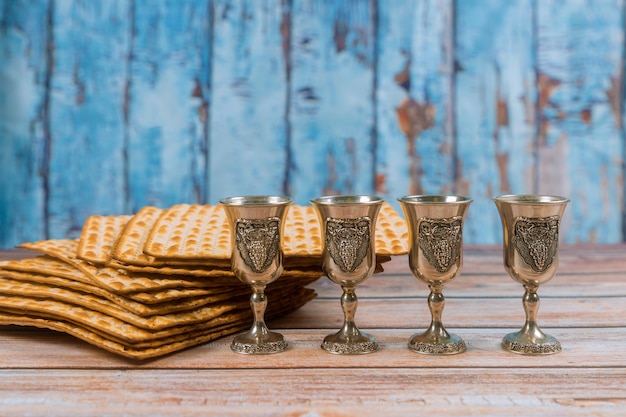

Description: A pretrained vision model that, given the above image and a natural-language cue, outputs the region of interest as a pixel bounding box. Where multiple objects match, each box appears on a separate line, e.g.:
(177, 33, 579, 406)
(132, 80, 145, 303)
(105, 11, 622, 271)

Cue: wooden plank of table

(0, 368, 624, 417)
(0, 245, 624, 417)
(0, 327, 623, 370)
(273, 296, 626, 329)
(314, 272, 626, 298)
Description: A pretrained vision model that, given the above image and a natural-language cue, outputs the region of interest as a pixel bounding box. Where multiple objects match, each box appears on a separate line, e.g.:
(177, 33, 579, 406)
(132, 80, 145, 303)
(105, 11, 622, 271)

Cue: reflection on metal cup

(311, 195, 383, 355)
(398, 195, 472, 355)
(220, 195, 292, 355)
(494, 194, 569, 355)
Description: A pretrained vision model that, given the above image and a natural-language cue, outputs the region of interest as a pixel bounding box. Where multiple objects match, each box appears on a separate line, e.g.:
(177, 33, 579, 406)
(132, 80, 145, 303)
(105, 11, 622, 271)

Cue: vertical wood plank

(47, 0, 130, 238)
(536, 0, 624, 243)
(0, 0, 49, 247)
(375, 0, 455, 207)
(623, 1, 626, 242)
(288, 0, 376, 203)
(1, 0, 625, 247)
(208, 0, 290, 202)
(454, 0, 536, 243)
(127, 0, 211, 211)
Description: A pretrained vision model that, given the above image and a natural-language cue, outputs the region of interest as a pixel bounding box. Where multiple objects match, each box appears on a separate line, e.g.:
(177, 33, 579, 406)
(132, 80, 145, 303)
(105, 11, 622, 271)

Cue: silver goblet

(311, 195, 383, 354)
(494, 194, 569, 355)
(220, 195, 293, 354)
(398, 195, 472, 355)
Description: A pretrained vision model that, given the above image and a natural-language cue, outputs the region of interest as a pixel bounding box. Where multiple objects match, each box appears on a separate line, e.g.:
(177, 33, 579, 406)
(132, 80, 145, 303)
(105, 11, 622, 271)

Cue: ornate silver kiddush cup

(311, 195, 384, 354)
(220, 195, 293, 354)
(398, 195, 472, 355)
(493, 194, 569, 355)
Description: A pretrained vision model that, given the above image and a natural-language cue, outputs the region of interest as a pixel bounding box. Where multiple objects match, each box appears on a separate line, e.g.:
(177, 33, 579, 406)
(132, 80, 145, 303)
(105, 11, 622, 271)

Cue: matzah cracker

(0, 294, 253, 346)
(112, 206, 161, 262)
(0, 284, 315, 347)
(106, 258, 232, 277)
(143, 204, 230, 260)
(108, 206, 231, 269)
(0, 277, 243, 332)
(0, 255, 93, 285)
(0, 249, 251, 306)
(0, 287, 316, 359)
(143, 203, 323, 259)
(109, 206, 228, 268)
(0, 285, 315, 345)
(129, 287, 316, 350)
(143, 202, 407, 261)
(18, 239, 323, 299)
(77, 214, 131, 265)
(108, 257, 323, 279)
(375, 202, 409, 255)
(15, 240, 317, 308)
(283, 204, 323, 256)
(0, 312, 246, 359)
(124, 285, 316, 349)
(111, 206, 174, 266)
(95, 264, 319, 301)
(0, 267, 248, 317)
(17, 239, 235, 297)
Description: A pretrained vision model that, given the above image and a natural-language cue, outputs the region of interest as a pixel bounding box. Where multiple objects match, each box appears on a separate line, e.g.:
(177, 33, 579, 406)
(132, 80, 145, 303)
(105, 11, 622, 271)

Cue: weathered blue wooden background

(1, 0, 624, 248)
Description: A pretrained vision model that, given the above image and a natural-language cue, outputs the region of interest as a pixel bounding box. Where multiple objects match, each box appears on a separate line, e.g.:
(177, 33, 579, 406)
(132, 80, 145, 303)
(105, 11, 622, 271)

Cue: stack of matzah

(0, 203, 408, 360)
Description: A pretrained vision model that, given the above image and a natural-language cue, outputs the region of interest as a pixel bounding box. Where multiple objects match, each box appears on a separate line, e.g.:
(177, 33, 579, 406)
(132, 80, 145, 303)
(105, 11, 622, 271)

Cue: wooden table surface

(1, 245, 625, 416)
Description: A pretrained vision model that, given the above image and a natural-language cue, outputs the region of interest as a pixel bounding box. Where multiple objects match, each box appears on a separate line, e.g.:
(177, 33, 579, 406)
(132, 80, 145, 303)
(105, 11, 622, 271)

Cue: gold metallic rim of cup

(310, 195, 384, 205)
(493, 194, 570, 204)
(397, 195, 473, 204)
(219, 195, 294, 206)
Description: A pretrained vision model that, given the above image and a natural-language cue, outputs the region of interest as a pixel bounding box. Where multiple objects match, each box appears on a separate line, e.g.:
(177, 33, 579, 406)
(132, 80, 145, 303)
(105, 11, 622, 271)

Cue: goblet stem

(340, 286, 358, 332)
(426, 284, 450, 340)
(249, 285, 270, 337)
(230, 284, 288, 354)
(522, 285, 540, 333)
(321, 286, 378, 354)
(519, 285, 552, 342)
(502, 285, 561, 354)
(408, 283, 465, 355)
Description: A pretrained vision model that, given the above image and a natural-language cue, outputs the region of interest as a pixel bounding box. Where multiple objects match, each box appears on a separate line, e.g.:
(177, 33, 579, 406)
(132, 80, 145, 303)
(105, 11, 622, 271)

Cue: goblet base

(230, 331, 288, 355)
(321, 331, 378, 355)
(502, 331, 561, 355)
(408, 332, 466, 355)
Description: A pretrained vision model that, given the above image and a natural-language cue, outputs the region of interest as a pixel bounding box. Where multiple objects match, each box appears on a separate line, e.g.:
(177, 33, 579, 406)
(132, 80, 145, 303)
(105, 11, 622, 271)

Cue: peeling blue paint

(0, 0, 625, 247)
(0, 0, 48, 244)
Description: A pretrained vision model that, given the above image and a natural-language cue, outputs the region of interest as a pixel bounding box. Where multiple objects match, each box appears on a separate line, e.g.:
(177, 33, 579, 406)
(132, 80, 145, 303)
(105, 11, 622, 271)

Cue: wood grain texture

(1, 0, 626, 248)
(1, 327, 624, 370)
(209, 0, 290, 201)
(0, 0, 49, 245)
(536, 0, 625, 243)
(376, 0, 455, 207)
(455, 0, 536, 243)
(47, 0, 129, 238)
(288, 0, 376, 201)
(0, 244, 625, 416)
(126, 0, 210, 210)
(0, 368, 623, 416)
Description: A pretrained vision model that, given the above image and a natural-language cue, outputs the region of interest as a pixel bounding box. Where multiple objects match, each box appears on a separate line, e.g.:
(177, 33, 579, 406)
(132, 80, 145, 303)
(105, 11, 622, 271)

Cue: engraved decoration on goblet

(493, 194, 569, 355)
(398, 195, 472, 355)
(220, 195, 293, 354)
(311, 195, 383, 354)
